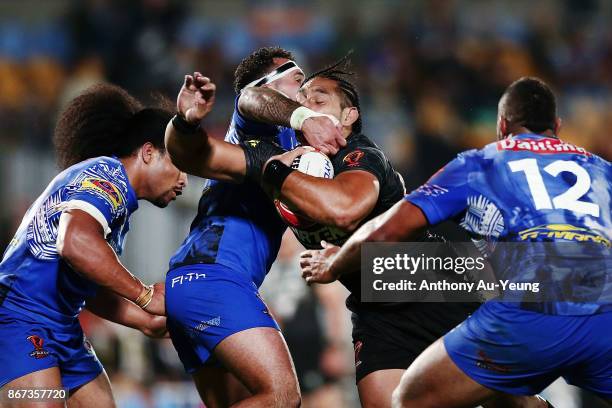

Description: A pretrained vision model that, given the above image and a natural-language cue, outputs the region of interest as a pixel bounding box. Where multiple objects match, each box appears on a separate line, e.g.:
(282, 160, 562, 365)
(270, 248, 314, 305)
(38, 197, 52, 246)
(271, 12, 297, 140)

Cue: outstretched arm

(238, 87, 346, 155)
(300, 200, 428, 284)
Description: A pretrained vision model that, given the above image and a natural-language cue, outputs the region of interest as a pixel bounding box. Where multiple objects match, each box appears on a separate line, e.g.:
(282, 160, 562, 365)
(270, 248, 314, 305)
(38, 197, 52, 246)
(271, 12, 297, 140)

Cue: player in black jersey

(255, 60, 481, 408)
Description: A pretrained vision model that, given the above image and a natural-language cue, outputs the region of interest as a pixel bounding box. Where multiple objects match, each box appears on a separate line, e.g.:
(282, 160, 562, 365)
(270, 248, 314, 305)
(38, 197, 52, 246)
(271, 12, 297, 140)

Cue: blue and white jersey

(169, 95, 299, 287)
(406, 134, 611, 315)
(0, 156, 138, 324)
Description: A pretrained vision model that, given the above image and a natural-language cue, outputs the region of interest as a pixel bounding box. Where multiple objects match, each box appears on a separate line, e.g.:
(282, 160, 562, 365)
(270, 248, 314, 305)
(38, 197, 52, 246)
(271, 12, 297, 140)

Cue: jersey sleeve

(335, 146, 387, 183)
(62, 164, 128, 237)
(405, 150, 479, 225)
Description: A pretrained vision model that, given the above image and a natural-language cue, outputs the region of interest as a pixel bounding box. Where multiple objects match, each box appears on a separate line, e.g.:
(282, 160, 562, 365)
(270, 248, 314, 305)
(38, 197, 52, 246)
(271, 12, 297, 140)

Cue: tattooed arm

(238, 87, 345, 155)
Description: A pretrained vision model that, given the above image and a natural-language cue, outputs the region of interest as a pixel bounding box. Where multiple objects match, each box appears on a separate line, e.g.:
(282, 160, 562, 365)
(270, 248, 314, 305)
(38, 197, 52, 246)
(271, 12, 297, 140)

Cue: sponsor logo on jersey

(518, 224, 610, 247)
(413, 183, 449, 197)
(497, 137, 591, 156)
(27, 335, 50, 359)
(246, 139, 260, 147)
(80, 178, 123, 209)
(343, 150, 365, 167)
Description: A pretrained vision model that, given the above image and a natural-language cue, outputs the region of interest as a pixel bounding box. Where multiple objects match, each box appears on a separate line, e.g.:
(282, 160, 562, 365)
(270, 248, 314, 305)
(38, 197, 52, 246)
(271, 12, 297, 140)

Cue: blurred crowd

(1, 0, 611, 407)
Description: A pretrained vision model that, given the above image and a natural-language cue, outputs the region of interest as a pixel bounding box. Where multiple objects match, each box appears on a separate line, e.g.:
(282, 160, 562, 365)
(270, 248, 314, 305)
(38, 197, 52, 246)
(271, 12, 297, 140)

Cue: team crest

(343, 150, 364, 167)
(80, 178, 123, 209)
(246, 140, 260, 148)
(27, 335, 50, 359)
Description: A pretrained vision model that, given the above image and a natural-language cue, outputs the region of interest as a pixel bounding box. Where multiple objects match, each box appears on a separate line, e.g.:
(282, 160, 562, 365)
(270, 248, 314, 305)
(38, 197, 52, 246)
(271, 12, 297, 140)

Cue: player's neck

(509, 126, 557, 139)
(119, 156, 146, 199)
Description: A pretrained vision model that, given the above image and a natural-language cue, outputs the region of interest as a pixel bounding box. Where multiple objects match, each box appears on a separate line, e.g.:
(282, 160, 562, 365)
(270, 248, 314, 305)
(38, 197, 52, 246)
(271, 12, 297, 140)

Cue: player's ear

(499, 116, 509, 138)
(140, 142, 154, 164)
(341, 107, 359, 128)
(553, 117, 562, 135)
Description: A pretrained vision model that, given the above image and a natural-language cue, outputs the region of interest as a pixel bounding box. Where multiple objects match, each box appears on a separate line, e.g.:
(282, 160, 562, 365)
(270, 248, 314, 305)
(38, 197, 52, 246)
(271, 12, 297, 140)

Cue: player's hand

(301, 116, 346, 156)
(300, 241, 341, 285)
(177, 72, 216, 124)
(141, 314, 169, 338)
(263, 146, 313, 173)
(143, 282, 165, 316)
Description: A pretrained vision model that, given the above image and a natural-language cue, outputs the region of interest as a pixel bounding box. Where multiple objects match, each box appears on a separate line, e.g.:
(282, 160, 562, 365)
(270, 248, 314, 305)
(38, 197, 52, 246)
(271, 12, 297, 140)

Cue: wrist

(172, 114, 200, 134)
(135, 284, 154, 309)
(290, 106, 339, 130)
(262, 160, 294, 192)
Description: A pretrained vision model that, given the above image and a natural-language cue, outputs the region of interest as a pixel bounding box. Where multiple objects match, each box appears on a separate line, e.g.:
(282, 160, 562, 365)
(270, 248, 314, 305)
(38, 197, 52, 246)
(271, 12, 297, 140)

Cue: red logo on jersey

(27, 335, 50, 359)
(343, 150, 365, 167)
(497, 138, 591, 156)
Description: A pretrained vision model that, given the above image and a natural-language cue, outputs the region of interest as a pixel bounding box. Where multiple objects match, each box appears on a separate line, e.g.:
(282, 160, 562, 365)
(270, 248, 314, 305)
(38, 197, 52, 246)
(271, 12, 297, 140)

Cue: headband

(243, 60, 304, 89)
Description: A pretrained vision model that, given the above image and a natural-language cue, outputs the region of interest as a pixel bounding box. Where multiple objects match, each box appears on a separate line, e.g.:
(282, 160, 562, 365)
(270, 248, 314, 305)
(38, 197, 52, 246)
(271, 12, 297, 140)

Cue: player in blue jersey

(300, 77, 610, 407)
(0, 84, 187, 407)
(164, 47, 346, 408)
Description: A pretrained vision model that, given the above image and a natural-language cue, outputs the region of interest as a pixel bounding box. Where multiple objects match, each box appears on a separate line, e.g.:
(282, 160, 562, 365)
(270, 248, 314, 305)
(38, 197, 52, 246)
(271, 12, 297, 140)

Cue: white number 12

(508, 158, 600, 217)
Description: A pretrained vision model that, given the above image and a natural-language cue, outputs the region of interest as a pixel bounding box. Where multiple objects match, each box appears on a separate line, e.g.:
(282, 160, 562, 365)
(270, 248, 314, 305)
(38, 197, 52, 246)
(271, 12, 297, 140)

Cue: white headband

(243, 60, 304, 90)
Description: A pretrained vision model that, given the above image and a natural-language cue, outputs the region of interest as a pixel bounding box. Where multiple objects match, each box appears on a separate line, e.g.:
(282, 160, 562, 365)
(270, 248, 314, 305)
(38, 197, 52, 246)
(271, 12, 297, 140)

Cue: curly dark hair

(54, 84, 173, 169)
(304, 52, 362, 133)
(233, 46, 294, 94)
(501, 77, 557, 133)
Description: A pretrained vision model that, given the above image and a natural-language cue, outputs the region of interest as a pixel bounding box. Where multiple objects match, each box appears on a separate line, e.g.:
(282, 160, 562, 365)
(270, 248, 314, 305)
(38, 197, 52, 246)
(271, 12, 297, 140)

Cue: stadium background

(0, 0, 610, 407)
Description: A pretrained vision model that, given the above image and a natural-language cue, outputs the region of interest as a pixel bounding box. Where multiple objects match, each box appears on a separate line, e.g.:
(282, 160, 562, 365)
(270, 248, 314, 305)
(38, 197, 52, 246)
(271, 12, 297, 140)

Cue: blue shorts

(0, 309, 103, 390)
(444, 302, 612, 399)
(165, 264, 279, 374)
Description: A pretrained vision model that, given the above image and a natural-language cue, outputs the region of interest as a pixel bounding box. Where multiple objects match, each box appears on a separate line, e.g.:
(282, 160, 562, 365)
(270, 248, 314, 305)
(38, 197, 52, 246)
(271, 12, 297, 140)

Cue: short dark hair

(233, 47, 294, 94)
(54, 84, 173, 169)
(500, 77, 557, 133)
(304, 53, 362, 133)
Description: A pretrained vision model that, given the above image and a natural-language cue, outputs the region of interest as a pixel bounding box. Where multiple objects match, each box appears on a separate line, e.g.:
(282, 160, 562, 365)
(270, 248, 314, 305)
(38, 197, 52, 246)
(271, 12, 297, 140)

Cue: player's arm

(301, 153, 474, 284)
(238, 87, 346, 154)
(278, 170, 379, 231)
(165, 72, 247, 182)
(57, 209, 164, 315)
(86, 287, 168, 338)
(301, 200, 428, 284)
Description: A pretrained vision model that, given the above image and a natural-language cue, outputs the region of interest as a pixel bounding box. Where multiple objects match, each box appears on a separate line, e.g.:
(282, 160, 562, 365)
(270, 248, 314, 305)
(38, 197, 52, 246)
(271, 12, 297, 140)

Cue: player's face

(296, 77, 344, 121)
(146, 149, 188, 208)
(265, 57, 305, 101)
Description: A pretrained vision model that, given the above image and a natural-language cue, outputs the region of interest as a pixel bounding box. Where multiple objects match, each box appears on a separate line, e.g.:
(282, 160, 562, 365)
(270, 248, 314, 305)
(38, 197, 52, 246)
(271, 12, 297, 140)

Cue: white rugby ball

(274, 150, 334, 229)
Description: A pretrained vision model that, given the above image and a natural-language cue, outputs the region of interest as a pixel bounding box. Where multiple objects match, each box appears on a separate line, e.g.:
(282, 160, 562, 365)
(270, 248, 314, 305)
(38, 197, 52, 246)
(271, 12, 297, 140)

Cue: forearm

(86, 288, 150, 331)
(165, 120, 246, 182)
(238, 87, 300, 126)
(328, 201, 427, 278)
(278, 171, 377, 231)
(65, 239, 144, 302)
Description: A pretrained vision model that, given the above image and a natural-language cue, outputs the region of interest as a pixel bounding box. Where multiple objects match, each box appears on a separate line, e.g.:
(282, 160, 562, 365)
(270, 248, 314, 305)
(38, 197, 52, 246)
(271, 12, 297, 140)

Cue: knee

(391, 384, 436, 408)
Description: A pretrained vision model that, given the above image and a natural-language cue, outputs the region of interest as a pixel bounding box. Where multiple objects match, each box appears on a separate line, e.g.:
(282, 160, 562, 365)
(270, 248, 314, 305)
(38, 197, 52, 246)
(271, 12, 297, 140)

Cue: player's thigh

(66, 371, 115, 408)
(358, 369, 404, 408)
(392, 338, 497, 408)
(192, 366, 251, 408)
(213, 327, 300, 398)
(0, 367, 63, 408)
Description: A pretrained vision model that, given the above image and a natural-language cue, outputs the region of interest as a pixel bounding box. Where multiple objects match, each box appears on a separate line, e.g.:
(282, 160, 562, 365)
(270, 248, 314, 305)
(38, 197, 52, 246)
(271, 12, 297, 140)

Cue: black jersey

(289, 133, 405, 296)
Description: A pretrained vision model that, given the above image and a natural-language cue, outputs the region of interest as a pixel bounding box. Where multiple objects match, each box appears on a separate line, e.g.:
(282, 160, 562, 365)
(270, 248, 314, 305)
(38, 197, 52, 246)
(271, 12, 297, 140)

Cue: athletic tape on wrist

(290, 106, 340, 130)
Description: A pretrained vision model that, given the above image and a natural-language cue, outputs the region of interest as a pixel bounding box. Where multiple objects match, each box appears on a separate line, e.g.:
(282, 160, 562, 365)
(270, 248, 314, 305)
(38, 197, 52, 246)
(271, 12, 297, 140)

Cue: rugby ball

(274, 150, 334, 229)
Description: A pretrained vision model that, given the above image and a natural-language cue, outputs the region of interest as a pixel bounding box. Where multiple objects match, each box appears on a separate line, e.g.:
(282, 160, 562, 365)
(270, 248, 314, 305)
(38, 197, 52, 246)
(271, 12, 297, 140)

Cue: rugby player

(164, 47, 345, 408)
(0, 84, 187, 408)
(300, 77, 610, 407)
